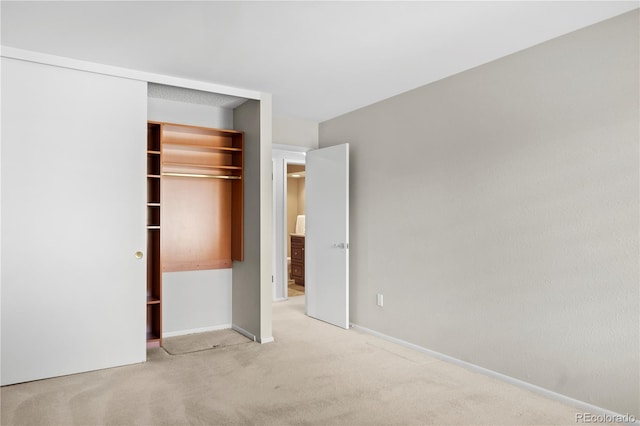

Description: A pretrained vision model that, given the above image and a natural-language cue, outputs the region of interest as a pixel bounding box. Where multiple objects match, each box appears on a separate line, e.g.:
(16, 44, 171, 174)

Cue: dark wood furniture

(291, 235, 305, 286)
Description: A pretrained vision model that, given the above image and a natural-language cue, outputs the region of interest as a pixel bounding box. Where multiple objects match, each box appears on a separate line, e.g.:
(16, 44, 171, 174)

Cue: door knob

(135, 251, 144, 259)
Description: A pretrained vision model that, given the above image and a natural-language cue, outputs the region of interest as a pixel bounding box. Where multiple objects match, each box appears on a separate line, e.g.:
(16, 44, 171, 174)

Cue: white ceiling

(1, 1, 637, 122)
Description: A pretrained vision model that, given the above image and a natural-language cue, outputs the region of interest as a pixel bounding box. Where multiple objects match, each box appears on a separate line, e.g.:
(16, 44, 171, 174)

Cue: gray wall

(319, 10, 639, 416)
(233, 99, 273, 343)
(273, 114, 319, 149)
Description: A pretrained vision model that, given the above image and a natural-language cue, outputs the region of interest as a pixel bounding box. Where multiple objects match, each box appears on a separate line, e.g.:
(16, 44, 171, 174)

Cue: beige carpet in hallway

(288, 282, 305, 297)
(2, 296, 587, 425)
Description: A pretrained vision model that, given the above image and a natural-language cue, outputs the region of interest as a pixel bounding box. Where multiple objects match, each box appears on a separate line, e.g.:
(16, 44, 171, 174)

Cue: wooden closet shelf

(147, 203, 161, 207)
(162, 172, 241, 180)
(147, 150, 161, 155)
(162, 123, 243, 135)
(163, 162, 242, 171)
(163, 143, 242, 153)
(147, 174, 161, 179)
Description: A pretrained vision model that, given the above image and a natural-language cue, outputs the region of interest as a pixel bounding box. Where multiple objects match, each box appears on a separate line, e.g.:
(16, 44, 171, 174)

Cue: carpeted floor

(1, 296, 587, 425)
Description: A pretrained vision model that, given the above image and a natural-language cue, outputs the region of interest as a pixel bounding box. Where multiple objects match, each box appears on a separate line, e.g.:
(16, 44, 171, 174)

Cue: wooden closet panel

(162, 124, 241, 148)
(146, 230, 161, 301)
(146, 304, 161, 342)
(156, 121, 243, 271)
(231, 178, 244, 261)
(161, 176, 233, 271)
(163, 149, 238, 169)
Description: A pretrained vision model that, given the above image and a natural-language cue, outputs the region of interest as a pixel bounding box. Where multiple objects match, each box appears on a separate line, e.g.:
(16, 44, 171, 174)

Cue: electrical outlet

(377, 293, 384, 307)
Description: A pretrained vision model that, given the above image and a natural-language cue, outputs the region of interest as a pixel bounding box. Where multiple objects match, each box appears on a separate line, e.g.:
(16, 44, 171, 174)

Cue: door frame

(272, 145, 310, 301)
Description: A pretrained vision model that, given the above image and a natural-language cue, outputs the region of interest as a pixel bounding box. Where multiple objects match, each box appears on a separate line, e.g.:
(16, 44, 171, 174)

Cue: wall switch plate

(377, 293, 384, 307)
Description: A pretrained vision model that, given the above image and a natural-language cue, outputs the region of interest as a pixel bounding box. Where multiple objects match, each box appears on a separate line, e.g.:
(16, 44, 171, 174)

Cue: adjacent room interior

(286, 163, 306, 297)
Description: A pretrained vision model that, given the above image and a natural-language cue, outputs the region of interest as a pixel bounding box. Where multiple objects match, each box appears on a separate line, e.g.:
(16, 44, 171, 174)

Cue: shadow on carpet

(162, 329, 252, 355)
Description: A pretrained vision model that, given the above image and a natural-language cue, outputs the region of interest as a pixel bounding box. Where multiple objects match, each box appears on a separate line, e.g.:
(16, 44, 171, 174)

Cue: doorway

(272, 146, 308, 302)
(272, 144, 350, 328)
(286, 163, 306, 297)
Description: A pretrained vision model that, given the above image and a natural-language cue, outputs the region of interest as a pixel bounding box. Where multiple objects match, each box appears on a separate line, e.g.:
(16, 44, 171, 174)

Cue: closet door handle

(135, 251, 144, 259)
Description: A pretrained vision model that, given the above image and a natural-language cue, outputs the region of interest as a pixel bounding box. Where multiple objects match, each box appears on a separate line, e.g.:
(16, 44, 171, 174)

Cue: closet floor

(162, 329, 251, 355)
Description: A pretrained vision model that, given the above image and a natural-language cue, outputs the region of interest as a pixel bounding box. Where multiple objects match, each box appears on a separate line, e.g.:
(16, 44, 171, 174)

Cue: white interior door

(305, 144, 349, 329)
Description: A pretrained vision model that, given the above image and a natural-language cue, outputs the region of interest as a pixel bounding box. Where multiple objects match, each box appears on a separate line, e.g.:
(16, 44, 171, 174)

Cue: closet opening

(146, 83, 267, 346)
(286, 162, 306, 298)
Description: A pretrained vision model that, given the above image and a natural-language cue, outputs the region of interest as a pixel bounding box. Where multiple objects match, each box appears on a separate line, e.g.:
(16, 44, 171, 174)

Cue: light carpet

(2, 296, 588, 425)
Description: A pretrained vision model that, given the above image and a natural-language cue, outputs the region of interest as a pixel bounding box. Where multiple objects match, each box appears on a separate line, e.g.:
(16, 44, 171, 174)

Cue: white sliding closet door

(1, 58, 147, 385)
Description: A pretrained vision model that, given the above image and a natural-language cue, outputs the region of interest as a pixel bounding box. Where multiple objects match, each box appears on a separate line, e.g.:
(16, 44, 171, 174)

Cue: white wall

(319, 10, 639, 416)
(1, 58, 147, 384)
(273, 115, 318, 149)
(148, 97, 233, 129)
(147, 95, 235, 337)
(162, 270, 232, 336)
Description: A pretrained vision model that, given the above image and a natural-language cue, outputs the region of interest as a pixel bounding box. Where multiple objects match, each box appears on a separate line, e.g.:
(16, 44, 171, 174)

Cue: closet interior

(146, 121, 244, 348)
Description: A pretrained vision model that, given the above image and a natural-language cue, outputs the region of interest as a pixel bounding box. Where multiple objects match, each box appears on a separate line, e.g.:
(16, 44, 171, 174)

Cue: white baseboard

(162, 323, 231, 338)
(232, 324, 257, 342)
(230, 325, 273, 344)
(162, 323, 274, 345)
(350, 323, 639, 424)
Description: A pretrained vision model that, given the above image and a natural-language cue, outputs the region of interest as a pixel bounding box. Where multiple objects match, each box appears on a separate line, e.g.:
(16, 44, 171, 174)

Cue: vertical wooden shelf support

(146, 122, 162, 349)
